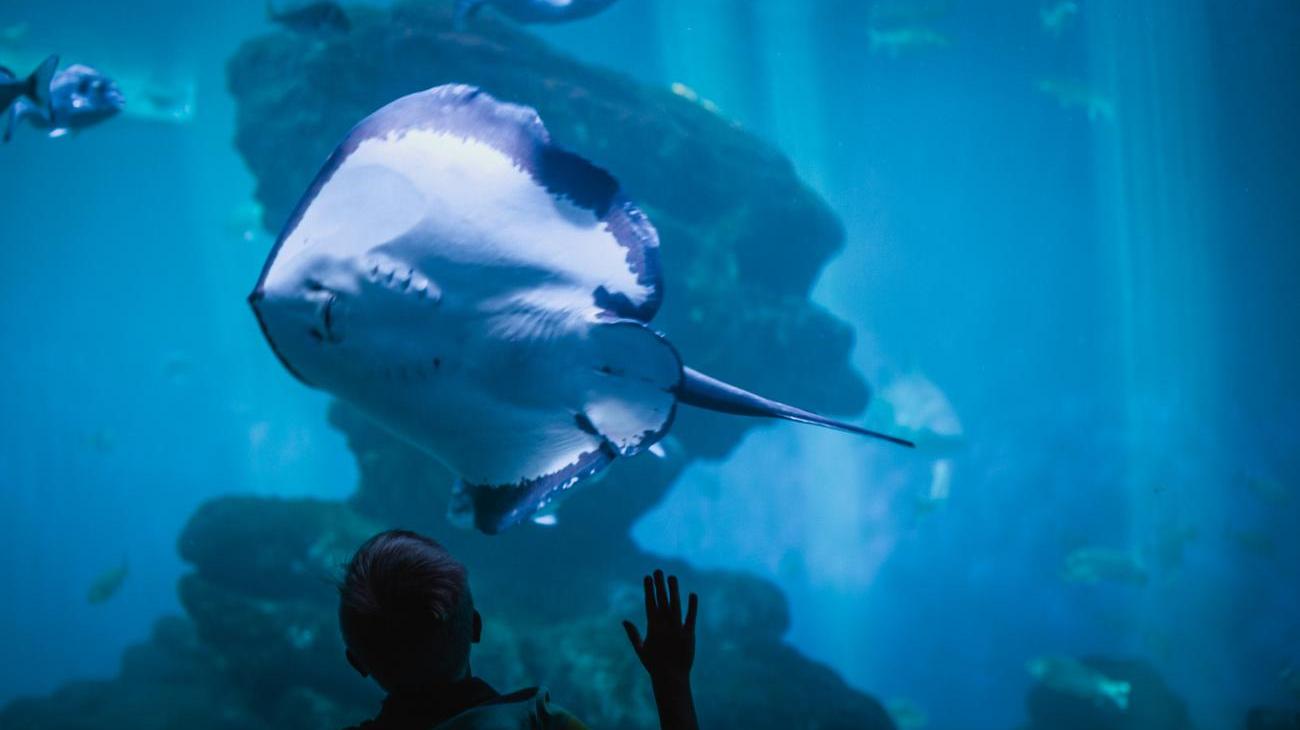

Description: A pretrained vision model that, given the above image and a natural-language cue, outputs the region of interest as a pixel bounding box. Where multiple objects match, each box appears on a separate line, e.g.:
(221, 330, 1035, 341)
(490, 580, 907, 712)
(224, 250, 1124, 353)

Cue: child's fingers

(622, 620, 645, 656)
(685, 592, 699, 633)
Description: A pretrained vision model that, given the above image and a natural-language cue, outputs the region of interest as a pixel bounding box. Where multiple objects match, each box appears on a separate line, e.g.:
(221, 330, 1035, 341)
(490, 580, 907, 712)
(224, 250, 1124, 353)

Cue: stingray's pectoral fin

(676, 367, 915, 448)
(448, 446, 614, 534)
(445, 321, 678, 535)
(582, 321, 682, 456)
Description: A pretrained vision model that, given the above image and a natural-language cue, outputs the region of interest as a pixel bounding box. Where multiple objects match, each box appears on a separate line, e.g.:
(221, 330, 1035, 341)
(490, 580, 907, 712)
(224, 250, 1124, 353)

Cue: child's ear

(472, 610, 483, 644)
(345, 649, 369, 678)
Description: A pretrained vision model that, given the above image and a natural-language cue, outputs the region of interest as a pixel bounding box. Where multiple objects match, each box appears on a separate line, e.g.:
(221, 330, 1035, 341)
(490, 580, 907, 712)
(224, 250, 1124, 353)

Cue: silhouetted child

(339, 530, 700, 730)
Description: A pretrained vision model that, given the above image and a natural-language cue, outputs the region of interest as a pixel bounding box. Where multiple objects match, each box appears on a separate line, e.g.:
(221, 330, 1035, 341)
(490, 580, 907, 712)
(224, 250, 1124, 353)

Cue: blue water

(2, 2, 1297, 729)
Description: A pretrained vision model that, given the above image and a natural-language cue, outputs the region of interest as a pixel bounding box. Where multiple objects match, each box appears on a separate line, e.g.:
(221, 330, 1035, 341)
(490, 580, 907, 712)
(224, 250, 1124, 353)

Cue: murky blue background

(2, 2, 1297, 728)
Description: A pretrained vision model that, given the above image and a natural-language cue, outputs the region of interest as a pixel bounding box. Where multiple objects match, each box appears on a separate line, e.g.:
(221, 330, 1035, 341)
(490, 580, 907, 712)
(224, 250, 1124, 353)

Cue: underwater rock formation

(1024, 657, 1195, 730)
(0, 616, 273, 730)
(1244, 707, 1300, 730)
(1, 2, 896, 729)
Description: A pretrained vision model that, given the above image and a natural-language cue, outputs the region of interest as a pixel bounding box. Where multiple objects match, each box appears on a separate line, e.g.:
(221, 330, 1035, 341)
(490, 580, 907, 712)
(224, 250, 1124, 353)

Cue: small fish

(868, 26, 951, 57)
(1225, 527, 1276, 558)
(267, 0, 351, 34)
(1062, 546, 1148, 586)
(228, 199, 268, 243)
(0, 54, 57, 117)
(887, 699, 929, 730)
(1150, 524, 1198, 570)
(162, 351, 194, 383)
(5, 63, 125, 142)
(0, 22, 29, 48)
(122, 80, 195, 124)
(1037, 77, 1115, 123)
(87, 560, 129, 604)
(1040, 1, 1079, 36)
(879, 373, 963, 454)
(1028, 656, 1131, 711)
(1241, 473, 1290, 505)
(1282, 665, 1300, 701)
(669, 82, 724, 116)
(870, 0, 952, 26)
(669, 82, 699, 102)
(455, 0, 619, 28)
(85, 428, 117, 453)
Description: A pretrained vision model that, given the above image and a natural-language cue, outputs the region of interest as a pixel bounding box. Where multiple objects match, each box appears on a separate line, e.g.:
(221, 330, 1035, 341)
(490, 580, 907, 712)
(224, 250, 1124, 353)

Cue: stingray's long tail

(675, 367, 914, 448)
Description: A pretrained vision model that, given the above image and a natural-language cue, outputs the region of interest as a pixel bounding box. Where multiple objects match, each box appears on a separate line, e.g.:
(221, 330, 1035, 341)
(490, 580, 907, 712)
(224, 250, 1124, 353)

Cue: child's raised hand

(622, 569, 698, 685)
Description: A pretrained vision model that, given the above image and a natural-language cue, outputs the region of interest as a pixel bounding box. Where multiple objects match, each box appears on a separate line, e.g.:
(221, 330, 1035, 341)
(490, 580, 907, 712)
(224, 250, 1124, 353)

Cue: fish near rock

(267, 0, 351, 34)
(868, 26, 950, 57)
(1062, 546, 1148, 586)
(1040, 1, 1079, 36)
(1037, 77, 1116, 123)
(1028, 655, 1131, 712)
(249, 84, 912, 534)
(87, 560, 129, 604)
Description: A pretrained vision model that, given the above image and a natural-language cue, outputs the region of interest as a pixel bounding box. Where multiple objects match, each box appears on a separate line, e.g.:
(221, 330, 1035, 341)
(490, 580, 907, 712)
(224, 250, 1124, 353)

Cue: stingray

(250, 85, 912, 534)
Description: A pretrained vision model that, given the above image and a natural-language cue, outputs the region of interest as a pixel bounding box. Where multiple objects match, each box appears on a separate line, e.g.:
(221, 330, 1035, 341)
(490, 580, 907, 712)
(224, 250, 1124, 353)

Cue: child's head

(339, 530, 480, 693)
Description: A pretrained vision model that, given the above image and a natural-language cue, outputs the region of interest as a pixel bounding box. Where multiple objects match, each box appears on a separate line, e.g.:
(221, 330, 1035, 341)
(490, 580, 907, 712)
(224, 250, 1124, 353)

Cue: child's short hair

(339, 530, 475, 690)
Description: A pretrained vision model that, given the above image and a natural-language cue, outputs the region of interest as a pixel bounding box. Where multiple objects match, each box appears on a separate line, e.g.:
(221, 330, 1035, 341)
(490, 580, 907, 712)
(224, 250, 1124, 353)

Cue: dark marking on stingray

(249, 85, 663, 325)
(322, 295, 335, 331)
(574, 412, 600, 436)
(536, 145, 617, 214)
(463, 443, 617, 533)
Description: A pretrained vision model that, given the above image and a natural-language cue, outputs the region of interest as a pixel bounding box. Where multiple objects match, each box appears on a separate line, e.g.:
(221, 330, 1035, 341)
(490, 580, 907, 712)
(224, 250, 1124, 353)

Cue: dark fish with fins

(87, 559, 129, 604)
(6, 64, 125, 142)
(0, 54, 57, 116)
(268, 0, 351, 34)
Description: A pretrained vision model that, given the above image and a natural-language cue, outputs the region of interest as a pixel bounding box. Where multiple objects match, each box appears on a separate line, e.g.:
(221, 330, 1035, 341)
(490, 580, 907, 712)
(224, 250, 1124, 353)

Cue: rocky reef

(1, 1, 897, 728)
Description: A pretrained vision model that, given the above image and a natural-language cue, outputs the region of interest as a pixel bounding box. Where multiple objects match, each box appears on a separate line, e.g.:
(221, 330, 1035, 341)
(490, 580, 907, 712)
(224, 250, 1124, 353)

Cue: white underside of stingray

(251, 85, 911, 534)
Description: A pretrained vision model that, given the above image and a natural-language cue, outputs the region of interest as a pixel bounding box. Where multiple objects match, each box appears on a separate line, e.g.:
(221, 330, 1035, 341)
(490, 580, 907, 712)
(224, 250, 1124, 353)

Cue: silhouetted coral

(0, 616, 270, 730)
